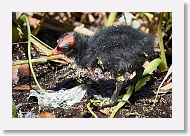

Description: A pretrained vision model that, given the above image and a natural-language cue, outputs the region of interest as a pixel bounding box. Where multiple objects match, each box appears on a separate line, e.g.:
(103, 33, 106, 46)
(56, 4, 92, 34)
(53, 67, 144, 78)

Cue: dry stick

(154, 65, 172, 105)
(12, 42, 28, 45)
(74, 25, 94, 36)
(13, 85, 37, 91)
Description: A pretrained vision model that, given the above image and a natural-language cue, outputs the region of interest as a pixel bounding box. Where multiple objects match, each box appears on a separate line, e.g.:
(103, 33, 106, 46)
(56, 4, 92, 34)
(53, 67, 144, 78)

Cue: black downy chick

(52, 25, 155, 105)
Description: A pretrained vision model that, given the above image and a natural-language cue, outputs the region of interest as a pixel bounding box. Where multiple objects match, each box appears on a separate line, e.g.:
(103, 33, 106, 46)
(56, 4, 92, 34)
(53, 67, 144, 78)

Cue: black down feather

(64, 25, 155, 77)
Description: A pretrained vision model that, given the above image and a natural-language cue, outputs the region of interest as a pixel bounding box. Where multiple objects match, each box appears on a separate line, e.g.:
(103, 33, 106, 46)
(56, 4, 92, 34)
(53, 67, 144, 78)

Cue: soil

(12, 43, 172, 118)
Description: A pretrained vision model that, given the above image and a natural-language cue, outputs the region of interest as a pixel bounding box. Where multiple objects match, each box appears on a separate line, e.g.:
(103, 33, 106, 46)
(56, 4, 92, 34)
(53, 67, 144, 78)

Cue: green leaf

(140, 13, 151, 22)
(109, 76, 151, 118)
(12, 24, 19, 43)
(143, 58, 162, 75)
(19, 14, 45, 95)
(87, 102, 98, 118)
(12, 100, 18, 118)
(106, 12, 118, 26)
(12, 12, 23, 22)
(135, 76, 151, 91)
(166, 23, 172, 32)
(110, 87, 134, 118)
(31, 35, 53, 55)
(158, 13, 168, 71)
(166, 15, 172, 32)
(110, 58, 161, 118)
(13, 14, 53, 56)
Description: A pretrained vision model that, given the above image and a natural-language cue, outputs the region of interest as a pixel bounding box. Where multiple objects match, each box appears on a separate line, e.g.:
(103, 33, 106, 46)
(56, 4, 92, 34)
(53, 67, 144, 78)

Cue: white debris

(12, 65, 19, 84)
(118, 12, 141, 29)
(131, 20, 141, 29)
(17, 110, 37, 118)
(120, 12, 135, 25)
(29, 84, 87, 108)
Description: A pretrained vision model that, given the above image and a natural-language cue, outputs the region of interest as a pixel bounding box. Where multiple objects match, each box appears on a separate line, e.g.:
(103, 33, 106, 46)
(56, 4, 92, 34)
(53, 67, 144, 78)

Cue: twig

(12, 42, 28, 45)
(74, 25, 94, 36)
(13, 85, 37, 91)
(153, 65, 172, 105)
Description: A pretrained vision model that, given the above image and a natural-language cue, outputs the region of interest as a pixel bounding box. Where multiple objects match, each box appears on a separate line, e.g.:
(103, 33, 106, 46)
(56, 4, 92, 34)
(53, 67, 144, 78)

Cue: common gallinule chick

(52, 25, 155, 105)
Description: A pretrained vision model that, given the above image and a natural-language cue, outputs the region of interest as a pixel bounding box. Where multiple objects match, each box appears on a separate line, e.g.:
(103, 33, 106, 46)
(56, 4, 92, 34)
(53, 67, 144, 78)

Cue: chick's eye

(57, 38, 63, 44)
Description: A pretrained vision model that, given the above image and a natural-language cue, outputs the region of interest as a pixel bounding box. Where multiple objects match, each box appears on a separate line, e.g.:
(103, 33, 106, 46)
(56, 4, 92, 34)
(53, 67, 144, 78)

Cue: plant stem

(106, 12, 117, 26)
(87, 102, 98, 118)
(110, 87, 134, 118)
(22, 15, 45, 94)
(32, 12, 47, 36)
(12, 55, 66, 66)
(158, 13, 168, 71)
(31, 34, 53, 56)
(12, 100, 18, 118)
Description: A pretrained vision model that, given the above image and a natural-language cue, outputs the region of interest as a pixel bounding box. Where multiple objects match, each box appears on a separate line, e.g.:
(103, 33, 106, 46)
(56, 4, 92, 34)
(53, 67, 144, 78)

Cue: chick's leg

(110, 67, 145, 105)
(110, 80, 124, 104)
